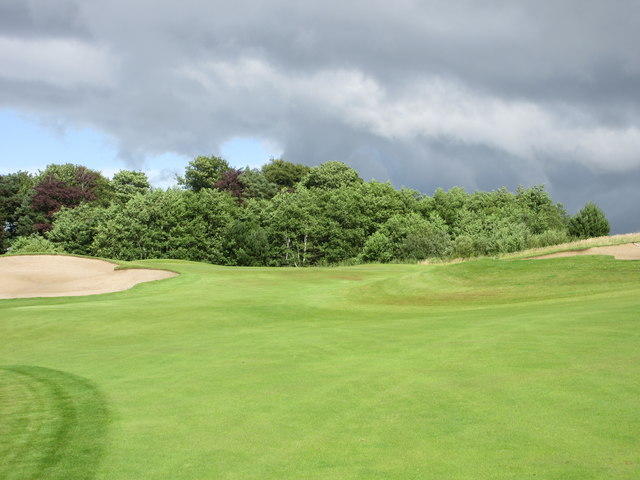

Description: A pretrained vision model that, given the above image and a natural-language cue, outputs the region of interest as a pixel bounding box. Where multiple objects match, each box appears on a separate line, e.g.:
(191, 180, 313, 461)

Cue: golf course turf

(1, 255, 639, 479)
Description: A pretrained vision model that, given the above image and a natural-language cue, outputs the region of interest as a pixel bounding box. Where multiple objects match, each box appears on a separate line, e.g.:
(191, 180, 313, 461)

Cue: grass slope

(1, 256, 639, 479)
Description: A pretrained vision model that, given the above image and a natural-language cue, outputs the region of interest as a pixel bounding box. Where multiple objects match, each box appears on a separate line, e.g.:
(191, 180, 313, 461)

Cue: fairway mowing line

(0, 371, 45, 475)
(0, 366, 109, 480)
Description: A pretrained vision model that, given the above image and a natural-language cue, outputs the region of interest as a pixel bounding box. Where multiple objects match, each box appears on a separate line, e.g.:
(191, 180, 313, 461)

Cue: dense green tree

(112, 170, 151, 204)
(300, 161, 362, 190)
(466, 187, 514, 215)
(239, 168, 278, 200)
(224, 218, 270, 266)
(398, 227, 452, 261)
(264, 188, 321, 266)
(358, 181, 417, 231)
(48, 203, 114, 255)
(0, 212, 6, 253)
(265, 183, 409, 265)
(262, 159, 311, 189)
(12, 200, 47, 238)
(310, 187, 370, 263)
(455, 210, 529, 256)
(92, 189, 237, 262)
(361, 231, 394, 263)
(36, 163, 79, 184)
(362, 212, 450, 263)
(259, 180, 419, 265)
(177, 155, 230, 191)
(514, 185, 568, 234)
(0, 171, 36, 240)
(430, 185, 571, 258)
(568, 202, 610, 239)
(374, 212, 451, 261)
(432, 187, 469, 230)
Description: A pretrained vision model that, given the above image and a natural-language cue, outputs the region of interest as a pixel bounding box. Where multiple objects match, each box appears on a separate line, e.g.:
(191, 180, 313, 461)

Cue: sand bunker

(531, 243, 640, 261)
(0, 255, 177, 299)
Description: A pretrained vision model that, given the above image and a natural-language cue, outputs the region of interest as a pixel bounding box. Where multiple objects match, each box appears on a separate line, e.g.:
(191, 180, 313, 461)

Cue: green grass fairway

(1, 256, 639, 479)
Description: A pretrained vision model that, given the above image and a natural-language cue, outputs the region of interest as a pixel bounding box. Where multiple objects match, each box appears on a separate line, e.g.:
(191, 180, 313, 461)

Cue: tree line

(0, 156, 610, 265)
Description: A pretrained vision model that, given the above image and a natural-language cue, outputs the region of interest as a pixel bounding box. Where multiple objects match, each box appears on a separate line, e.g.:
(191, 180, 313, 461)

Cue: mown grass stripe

(0, 366, 109, 480)
(0, 370, 46, 478)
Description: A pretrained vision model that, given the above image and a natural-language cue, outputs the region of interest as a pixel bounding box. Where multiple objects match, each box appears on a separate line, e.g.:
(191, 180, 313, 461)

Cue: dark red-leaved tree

(214, 169, 245, 200)
(31, 175, 97, 233)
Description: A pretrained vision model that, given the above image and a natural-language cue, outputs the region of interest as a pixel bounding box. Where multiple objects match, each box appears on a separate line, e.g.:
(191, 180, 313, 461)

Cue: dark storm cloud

(1, 0, 639, 232)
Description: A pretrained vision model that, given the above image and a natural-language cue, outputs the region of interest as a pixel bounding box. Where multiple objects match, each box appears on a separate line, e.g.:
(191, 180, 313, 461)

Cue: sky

(0, 0, 639, 233)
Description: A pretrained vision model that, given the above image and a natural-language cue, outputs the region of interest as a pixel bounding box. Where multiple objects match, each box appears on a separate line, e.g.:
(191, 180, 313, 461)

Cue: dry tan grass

(418, 232, 640, 265)
(502, 232, 640, 260)
(526, 243, 640, 261)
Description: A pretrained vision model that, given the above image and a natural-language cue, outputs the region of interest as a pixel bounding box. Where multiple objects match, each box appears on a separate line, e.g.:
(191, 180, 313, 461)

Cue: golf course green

(1, 255, 639, 479)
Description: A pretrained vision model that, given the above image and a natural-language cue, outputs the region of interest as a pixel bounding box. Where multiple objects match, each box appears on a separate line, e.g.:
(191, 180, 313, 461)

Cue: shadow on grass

(0, 365, 109, 480)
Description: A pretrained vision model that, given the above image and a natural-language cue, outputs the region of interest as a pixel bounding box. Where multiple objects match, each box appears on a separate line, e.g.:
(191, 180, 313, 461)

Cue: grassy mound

(1, 256, 638, 479)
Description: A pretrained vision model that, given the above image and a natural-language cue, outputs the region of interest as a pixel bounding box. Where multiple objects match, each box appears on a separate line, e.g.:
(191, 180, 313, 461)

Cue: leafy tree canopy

(48, 204, 114, 256)
(239, 168, 278, 200)
(569, 202, 610, 239)
(37, 163, 112, 205)
(300, 161, 363, 190)
(91, 188, 237, 263)
(0, 171, 36, 236)
(262, 158, 311, 189)
(112, 170, 151, 203)
(177, 155, 230, 192)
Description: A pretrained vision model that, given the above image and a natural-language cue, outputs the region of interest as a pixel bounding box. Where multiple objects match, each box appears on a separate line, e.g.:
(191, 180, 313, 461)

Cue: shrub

(398, 230, 452, 260)
(526, 229, 569, 249)
(568, 203, 610, 239)
(452, 235, 475, 258)
(10, 234, 63, 254)
(48, 204, 113, 256)
(492, 222, 528, 254)
(361, 231, 393, 263)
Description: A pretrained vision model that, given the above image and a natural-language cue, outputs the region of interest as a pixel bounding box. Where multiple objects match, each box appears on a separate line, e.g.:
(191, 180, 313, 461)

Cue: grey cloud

(544, 161, 640, 234)
(0, 0, 87, 38)
(1, 0, 639, 233)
